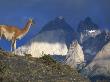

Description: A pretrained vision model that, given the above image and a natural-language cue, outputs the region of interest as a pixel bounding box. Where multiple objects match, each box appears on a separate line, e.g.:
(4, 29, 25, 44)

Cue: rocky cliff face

(15, 17, 75, 57)
(82, 31, 110, 63)
(65, 40, 85, 69)
(82, 41, 110, 80)
(77, 17, 110, 63)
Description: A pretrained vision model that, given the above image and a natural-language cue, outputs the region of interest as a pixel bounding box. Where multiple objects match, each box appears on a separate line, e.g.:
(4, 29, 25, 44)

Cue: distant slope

(82, 31, 110, 63)
(82, 41, 110, 81)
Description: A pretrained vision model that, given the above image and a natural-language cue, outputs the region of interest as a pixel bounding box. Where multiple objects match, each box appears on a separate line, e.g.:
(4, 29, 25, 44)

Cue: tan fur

(0, 18, 34, 51)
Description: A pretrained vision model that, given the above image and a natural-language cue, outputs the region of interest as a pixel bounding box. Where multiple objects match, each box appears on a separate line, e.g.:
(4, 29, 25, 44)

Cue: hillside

(0, 49, 89, 82)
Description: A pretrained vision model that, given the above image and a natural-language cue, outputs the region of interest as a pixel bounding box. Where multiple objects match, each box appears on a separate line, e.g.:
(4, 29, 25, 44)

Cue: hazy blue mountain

(15, 16, 75, 57)
(40, 16, 74, 33)
(39, 16, 76, 47)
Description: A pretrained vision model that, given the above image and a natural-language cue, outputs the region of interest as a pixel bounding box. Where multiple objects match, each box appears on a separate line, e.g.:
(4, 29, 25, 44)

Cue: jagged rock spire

(65, 40, 85, 68)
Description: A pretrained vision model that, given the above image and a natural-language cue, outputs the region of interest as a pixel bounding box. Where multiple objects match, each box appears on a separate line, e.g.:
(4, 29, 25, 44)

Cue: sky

(0, 0, 110, 50)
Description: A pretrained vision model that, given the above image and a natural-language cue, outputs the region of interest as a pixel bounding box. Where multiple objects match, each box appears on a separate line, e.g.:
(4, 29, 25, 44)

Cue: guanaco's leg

(0, 33, 1, 39)
(11, 39, 16, 51)
(14, 40, 16, 50)
(11, 40, 14, 51)
(0, 30, 3, 40)
(0, 28, 1, 39)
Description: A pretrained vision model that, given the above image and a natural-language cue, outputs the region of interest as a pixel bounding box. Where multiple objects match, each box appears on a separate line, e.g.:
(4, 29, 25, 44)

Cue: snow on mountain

(77, 17, 99, 33)
(15, 17, 75, 57)
(65, 40, 85, 69)
(82, 41, 110, 80)
(76, 17, 110, 63)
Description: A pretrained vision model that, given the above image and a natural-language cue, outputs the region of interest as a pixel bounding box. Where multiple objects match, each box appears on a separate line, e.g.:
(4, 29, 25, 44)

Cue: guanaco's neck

(22, 21, 32, 34)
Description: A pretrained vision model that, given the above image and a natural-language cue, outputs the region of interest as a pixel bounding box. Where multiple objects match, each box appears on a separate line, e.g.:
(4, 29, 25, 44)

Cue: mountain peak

(77, 17, 99, 33)
(40, 17, 74, 33)
(85, 17, 92, 23)
(56, 16, 64, 20)
(53, 16, 65, 24)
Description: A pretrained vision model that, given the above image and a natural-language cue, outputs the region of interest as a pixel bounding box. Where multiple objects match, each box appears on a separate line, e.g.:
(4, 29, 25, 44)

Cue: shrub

(40, 54, 56, 64)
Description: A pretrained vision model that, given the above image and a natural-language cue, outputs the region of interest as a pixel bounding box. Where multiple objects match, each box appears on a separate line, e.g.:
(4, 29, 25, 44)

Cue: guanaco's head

(28, 18, 36, 26)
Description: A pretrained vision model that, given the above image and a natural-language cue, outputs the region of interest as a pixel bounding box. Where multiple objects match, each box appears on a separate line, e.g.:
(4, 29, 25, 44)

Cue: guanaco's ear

(29, 18, 36, 24)
(29, 18, 33, 21)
